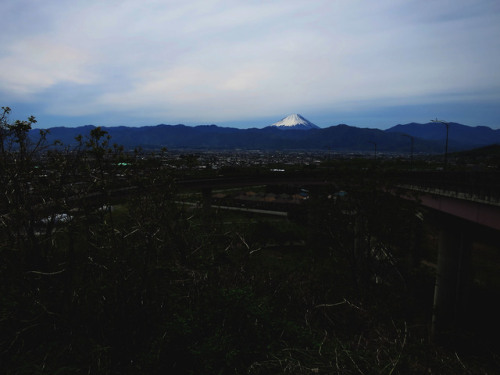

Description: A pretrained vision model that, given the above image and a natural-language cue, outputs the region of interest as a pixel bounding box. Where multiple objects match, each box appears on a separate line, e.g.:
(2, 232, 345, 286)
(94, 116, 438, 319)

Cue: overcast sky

(1, 0, 499, 129)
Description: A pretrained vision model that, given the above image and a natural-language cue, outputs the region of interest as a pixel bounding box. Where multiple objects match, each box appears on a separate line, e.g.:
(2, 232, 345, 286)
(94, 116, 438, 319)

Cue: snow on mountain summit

(271, 114, 319, 129)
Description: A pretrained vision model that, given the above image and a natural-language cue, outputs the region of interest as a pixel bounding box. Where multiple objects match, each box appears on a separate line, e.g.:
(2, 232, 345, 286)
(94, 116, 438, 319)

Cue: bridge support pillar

(432, 215, 472, 341)
(201, 187, 212, 214)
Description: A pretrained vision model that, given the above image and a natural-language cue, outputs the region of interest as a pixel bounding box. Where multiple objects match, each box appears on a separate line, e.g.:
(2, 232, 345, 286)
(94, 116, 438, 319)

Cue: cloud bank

(1, 0, 499, 128)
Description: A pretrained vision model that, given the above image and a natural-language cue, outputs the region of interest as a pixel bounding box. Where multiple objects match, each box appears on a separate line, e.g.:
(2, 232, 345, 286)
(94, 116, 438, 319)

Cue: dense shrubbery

(0, 108, 495, 374)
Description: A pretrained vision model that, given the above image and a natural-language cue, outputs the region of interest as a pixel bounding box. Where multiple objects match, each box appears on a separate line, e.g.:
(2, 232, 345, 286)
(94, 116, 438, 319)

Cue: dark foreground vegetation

(1, 108, 499, 374)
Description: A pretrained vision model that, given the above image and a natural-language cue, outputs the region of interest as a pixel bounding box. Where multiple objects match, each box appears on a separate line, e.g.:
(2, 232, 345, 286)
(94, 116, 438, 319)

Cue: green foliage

(0, 108, 495, 374)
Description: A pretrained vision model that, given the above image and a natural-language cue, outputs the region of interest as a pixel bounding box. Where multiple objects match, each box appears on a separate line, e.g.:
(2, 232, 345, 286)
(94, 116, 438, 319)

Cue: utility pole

(402, 134, 414, 169)
(431, 118, 450, 168)
(368, 141, 377, 160)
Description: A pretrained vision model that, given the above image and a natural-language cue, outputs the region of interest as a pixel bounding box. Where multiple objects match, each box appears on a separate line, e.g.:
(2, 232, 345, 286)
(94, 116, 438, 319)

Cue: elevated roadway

(177, 170, 500, 340)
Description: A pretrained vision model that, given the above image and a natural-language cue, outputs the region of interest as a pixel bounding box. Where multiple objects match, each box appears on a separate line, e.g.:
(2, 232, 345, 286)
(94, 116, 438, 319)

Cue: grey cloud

(1, 0, 499, 128)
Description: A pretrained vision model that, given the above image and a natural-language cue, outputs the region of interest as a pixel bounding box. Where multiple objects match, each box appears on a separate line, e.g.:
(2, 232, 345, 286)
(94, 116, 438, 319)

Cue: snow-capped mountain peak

(271, 114, 319, 129)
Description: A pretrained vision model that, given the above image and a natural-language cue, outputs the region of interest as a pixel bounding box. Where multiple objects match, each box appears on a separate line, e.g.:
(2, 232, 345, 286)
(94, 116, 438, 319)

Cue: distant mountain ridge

(34, 121, 500, 153)
(385, 122, 500, 149)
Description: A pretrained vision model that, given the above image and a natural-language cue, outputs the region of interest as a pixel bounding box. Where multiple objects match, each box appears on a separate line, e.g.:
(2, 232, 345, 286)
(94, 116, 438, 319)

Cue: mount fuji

(270, 114, 320, 129)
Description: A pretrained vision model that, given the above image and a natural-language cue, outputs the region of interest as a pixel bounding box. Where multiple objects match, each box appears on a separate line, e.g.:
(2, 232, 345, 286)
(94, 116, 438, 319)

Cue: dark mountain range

(34, 121, 499, 153)
(385, 122, 500, 150)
